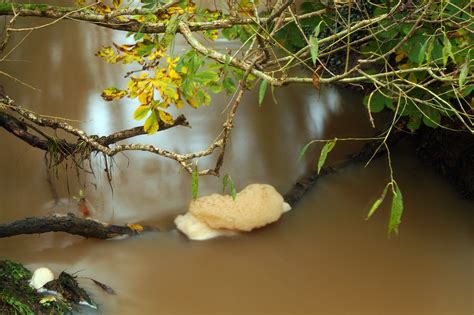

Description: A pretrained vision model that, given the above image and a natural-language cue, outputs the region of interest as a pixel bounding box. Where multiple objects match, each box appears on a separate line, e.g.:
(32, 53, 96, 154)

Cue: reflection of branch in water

(45, 158, 59, 204)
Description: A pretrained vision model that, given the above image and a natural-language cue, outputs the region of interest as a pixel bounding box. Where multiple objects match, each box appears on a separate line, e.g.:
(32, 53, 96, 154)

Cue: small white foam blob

(174, 212, 235, 241)
(282, 202, 292, 213)
(29, 267, 55, 290)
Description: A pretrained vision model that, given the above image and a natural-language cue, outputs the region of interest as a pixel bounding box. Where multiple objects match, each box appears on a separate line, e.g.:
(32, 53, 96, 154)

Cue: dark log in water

(0, 213, 156, 239)
(284, 130, 406, 207)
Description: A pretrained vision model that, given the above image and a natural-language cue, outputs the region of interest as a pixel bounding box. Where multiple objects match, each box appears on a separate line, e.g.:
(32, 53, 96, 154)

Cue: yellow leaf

(395, 52, 406, 63)
(118, 53, 141, 64)
(95, 47, 117, 63)
(75, 0, 86, 7)
(127, 223, 144, 231)
(167, 6, 185, 15)
(158, 110, 174, 125)
(101, 87, 127, 101)
(204, 30, 219, 41)
(169, 68, 181, 80)
(187, 97, 198, 108)
(156, 101, 170, 109)
(113, 0, 122, 9)
(95, 2, 111, 14)
(175, 98, 184, 109)
(138, 92, 148, 104)
(399, 63, 409, 70)
(185, 3, 196, 14)
(166, 57, 179, 68)
(147, 49, 164, 61)
(138, 84, 153, 105)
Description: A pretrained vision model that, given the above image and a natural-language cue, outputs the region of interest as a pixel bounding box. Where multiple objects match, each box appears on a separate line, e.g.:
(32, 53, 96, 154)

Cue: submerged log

(0, 213, 156, 239)
(284, 131, 405, 207)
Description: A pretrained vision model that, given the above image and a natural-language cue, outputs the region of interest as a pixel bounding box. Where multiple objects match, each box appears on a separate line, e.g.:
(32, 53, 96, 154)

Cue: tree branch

(0, 213, 156, 239)
(0, 2, 327, 34)
(0, 104, 190, 156)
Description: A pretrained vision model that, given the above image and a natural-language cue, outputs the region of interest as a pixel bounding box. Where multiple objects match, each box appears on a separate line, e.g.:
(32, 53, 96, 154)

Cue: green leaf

(137, 41, 155, 57)
(425, 36, 434, 62)
(460, 83, 473, 98)
(133, 105, 150, 120)
(223, 77, 236, 95)
(442, 35, 455, 66)
(417, 40, 428, 65)
(422, 109, 441, 128)
(376, 17, 398, 39)
(298, 142, 312, 161)
(309, 36, 319, 65)
(222, 25, 240, 40)
(161, 14, 180, 48)
(222, 174, 229, 193)
(143, 111, 159, 134)
(222, 174, 236, 200)
(258, 80, 268, 106)
(364, 91, 391, 113)
(309, 22, 322, 65)
(134, 31, 144, 41)
(229, 177, 236, 200)
(406, 113, 422, 132)
(407, 35, 426, 63)
(208, 82, 223, 94)
(400, 23, 412, 35)
(366, 184, 389, 219)
(224, 54, 231, 71)
(312, 21, 322, 38)
(458, 61, 469, 88)
(193, 71, 219, 84)
(238, 25, 252, 43)
(388, 183, 404, 235)
(317, 139, 336, 174)
(192, 165, 199, 200)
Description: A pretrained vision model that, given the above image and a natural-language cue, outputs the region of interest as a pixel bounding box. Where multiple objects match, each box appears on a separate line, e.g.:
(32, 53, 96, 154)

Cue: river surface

(0, 10, 473, 315)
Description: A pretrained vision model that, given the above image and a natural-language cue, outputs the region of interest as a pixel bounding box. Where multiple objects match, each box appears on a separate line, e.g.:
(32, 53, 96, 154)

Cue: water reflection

(306, 86, 342, 137)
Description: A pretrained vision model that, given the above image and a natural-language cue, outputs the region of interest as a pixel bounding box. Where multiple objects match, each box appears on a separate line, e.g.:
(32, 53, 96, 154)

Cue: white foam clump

(29, 267, 55, 290)
(175, 184, 292, 241)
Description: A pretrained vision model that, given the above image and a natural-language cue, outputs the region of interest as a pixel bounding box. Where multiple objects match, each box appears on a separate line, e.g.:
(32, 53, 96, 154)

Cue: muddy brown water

(0, 14, 473, 315)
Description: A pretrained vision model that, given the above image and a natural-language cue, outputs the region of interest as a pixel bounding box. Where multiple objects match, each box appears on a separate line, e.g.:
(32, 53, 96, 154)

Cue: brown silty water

(0, 10, 473, 315)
